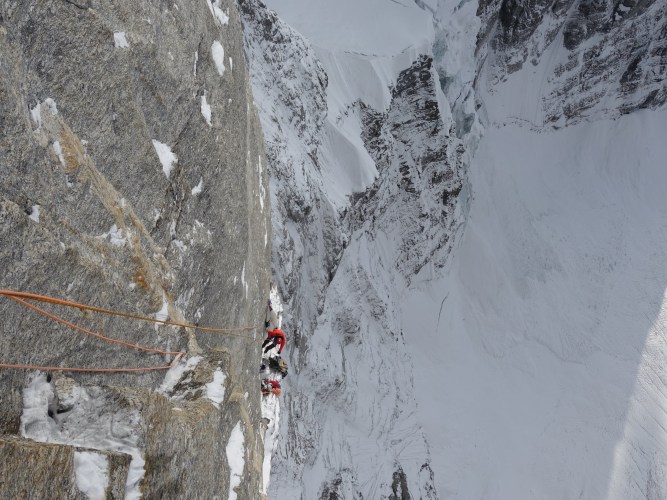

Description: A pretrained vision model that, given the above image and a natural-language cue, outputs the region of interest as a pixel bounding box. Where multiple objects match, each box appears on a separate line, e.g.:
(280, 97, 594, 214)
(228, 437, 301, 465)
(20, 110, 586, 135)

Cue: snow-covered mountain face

(477, 0, 666, 123)
(241, 0, 667, 498)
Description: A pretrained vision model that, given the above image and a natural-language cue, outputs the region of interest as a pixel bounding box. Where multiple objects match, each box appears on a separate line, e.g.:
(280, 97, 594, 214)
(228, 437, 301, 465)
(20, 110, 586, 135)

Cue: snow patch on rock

(205, 369, 226, 408)
(74, 451, 109, 500)
(113, 32, 129, 49)
(211, 41, 225, 77)
(201, 93, 212, 126)
(192, 177, 204, 196)
(28, 205, 41, 223)
(21, 373, 145, 500)
(206, 0, 229, 26)
(152, 140, 177, 178)
(225, 422, 245, 500)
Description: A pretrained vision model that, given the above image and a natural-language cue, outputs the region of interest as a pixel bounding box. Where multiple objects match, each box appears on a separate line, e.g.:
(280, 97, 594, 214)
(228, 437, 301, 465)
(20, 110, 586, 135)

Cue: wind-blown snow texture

(242, 0, 667, 498)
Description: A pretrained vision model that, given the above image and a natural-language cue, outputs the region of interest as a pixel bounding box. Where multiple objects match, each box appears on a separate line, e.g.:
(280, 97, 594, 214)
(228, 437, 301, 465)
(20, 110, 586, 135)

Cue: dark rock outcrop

(477, 0, 667, 122)
(350, 55, 465, 278)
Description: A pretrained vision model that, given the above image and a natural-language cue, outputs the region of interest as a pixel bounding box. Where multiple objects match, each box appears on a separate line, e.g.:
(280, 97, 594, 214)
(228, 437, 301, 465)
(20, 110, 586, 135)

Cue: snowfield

(405, 108, 667, 499)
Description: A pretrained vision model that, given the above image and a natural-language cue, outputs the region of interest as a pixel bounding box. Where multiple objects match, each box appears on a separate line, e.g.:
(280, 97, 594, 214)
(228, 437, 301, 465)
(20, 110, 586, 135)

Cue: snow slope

(404, 108, 667, 499)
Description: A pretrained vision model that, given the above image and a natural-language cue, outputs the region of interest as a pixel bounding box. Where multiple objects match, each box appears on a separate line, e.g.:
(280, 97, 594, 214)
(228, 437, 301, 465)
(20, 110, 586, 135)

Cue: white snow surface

(30, 98, 58, 129)
(28, 205, 40, 223)
(159, 355, 202, 396)
(206, 0, 229, 26)
(98, 224, 127, 247)
(191, 177, 204, 195)
(261, 394, 280, 495)
(113, 32, 129, 49)
(406, 109, 667, 499)
(152, 139, 177, 178)
(21, 373, 146, 499)
(263, 0, 431, 56)
(211, 41, 225, 77)
(200, 94, 212, 126)
(225, 421, 245, 500)
(52, 140, 66, 168)
(155, 292, 169, 323)
(243, 0, 455, 496)
(74, 451, 109, 500)
(205, 369, 226, 408)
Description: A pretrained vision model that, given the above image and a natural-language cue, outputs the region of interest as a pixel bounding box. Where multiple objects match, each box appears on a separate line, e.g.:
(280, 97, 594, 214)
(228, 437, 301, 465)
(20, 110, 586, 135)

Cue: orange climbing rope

(0, 289, 261, 373)
(0, 290, 259, 335)
(7, 294, 183, 356)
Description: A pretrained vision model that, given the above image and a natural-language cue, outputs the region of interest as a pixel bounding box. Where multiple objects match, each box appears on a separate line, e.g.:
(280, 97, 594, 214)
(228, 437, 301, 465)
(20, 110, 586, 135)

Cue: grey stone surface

(0, 0, 270, 497)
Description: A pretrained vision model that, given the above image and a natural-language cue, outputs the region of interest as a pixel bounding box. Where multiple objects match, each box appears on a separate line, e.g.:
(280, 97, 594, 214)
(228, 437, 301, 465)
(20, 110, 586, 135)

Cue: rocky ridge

(477, 0, 667, 124)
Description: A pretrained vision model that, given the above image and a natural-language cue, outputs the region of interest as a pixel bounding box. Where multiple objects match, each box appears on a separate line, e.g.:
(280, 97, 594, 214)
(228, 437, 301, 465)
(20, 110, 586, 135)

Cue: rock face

(351, 55, 466, 279)
(477, 0, 667, 123)
(0, 0, 270, 497)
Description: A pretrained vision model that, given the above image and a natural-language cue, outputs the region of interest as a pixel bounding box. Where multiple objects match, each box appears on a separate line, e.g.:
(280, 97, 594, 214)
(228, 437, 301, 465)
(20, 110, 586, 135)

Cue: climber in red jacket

(261, 379, 281, 396)
(262, 328, 286, 354)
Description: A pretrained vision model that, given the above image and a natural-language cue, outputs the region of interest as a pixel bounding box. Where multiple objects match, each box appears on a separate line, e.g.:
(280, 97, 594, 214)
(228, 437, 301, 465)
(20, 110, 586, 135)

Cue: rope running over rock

(0, 289, 260, 372)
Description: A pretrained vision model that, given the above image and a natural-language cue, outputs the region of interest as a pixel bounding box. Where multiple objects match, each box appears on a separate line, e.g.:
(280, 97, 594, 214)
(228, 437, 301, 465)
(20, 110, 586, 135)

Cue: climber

(261, 378, 281, 396)
(268, 355, 288, 378)
(262, 327, 286, 354)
